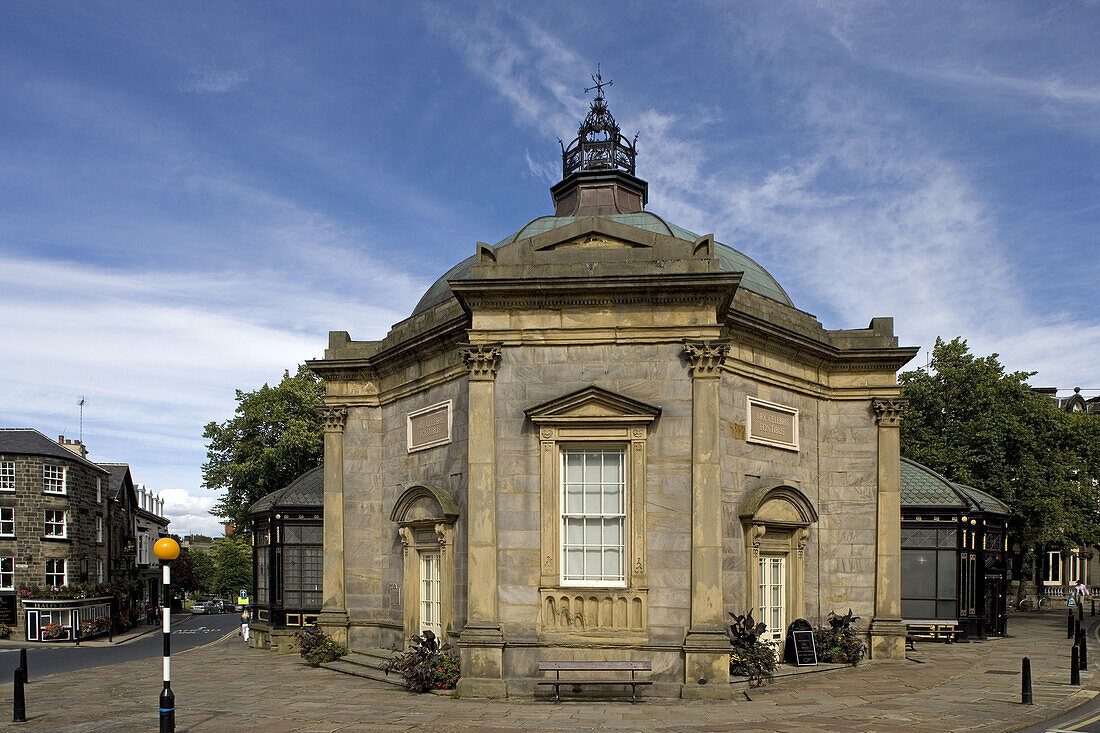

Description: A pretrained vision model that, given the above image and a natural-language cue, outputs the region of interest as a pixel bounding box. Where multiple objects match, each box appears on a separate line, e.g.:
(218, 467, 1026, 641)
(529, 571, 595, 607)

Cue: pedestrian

(1073, 578, 1090, 605)
(240, 606, 249, 642)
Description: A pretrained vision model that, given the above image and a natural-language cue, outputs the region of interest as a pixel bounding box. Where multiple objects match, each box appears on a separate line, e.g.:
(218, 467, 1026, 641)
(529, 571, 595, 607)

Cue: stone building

(0, 429, 111, 632)
(308, 88, 917, 697)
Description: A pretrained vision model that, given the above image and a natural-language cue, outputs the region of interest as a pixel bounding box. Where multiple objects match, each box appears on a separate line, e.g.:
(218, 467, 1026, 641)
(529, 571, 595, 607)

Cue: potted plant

(0, 622, 11, 639)
(294, 624, 348, 667)
(816, 609, 868, 665)
(41, 622, 64, 640)
(383, 630, 460, 692)
(727, 612, 778, 686)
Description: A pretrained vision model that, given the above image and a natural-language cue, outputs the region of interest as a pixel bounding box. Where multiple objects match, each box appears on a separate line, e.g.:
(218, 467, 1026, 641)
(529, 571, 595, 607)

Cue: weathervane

(584, 64, 612, 99)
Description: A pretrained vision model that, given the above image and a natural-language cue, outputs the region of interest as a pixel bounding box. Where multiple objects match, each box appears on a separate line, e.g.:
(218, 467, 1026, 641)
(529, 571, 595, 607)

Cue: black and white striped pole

(153, 538, 180, 733)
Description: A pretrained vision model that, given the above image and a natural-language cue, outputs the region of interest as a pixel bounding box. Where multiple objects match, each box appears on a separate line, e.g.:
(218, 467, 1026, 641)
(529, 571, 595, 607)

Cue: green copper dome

(412, 212, 792, 316)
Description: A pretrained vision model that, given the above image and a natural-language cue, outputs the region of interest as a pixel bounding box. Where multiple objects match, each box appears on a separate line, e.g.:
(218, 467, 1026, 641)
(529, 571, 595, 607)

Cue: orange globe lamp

(153, 538, 180, 562)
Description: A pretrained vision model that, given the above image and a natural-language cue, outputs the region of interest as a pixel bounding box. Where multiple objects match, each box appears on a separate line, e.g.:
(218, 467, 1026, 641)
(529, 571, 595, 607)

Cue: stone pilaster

(318, 405, 349, 642)
(870, 398, 907, 659)
(456, 343, 507, 698)
(681, 340, 735, 698)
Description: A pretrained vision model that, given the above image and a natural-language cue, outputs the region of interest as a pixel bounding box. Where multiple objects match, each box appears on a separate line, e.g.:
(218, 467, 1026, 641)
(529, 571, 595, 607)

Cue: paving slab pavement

(0, 613, 1093, 732)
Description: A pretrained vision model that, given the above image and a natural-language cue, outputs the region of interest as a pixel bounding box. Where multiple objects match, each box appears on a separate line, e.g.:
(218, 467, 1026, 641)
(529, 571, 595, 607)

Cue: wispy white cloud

(179, 66, 256, 93)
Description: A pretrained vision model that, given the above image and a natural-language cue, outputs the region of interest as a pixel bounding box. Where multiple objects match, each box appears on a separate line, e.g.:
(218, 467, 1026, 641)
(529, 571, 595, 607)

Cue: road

(0, 612, 239, 683)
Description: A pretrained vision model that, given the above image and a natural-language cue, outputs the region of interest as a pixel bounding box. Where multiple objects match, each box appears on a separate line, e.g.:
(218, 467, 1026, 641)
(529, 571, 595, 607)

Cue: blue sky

(1, 1, 1097, 535)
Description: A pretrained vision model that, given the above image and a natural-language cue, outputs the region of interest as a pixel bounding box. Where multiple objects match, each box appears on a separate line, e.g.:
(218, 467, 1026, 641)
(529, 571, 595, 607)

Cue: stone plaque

(747, 396, 799, 451)
(407, 400, 452, 453)
(388, 582, 401, 609)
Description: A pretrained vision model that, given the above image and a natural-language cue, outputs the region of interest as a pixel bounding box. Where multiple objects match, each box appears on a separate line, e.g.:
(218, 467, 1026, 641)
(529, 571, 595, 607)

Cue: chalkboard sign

(791, 630, 817, 666)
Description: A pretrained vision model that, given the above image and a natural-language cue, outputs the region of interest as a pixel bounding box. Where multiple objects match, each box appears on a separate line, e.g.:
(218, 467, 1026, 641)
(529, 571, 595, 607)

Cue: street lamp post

(153, 538, 180, 733)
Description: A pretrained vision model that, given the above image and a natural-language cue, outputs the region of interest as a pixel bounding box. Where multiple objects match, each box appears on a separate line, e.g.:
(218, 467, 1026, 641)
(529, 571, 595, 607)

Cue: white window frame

(1045, 551, 1063, 585)
(0, 557, 12, 590)
(419, 550, 441, 637)
(759, 555, 786, 643)
(44, 510, 66, 538)
(0, 462, 13, 491)
(96, 516, 103, 544)
(0, 507, 13, 537)
(559, 449, 627, 587)
(43, 465, 66, 494)
(45, 558, 66, 587)
(96, 478, 102, 503)
(97, 558, 104, 583)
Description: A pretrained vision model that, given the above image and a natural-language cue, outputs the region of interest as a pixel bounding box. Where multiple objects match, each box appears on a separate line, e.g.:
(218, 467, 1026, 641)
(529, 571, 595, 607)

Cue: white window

(759, 556, 786, 643)
(0, 507, 13, 537)
(1045, 551, 1063, 585)
(0, 462, 13, 491)
(96, 478, 101, 503)
(419, 550, 441, 637)
(1070, 551, 1088, 586)
(560, 450, 625, 586)
(97, 558, 103, 583)
(43, 465, 66, 494)
(44, 510, 66, 538)
(0, 557, 12, 590)
(45, 558, 66, 587)
(96, 516, 103, 543)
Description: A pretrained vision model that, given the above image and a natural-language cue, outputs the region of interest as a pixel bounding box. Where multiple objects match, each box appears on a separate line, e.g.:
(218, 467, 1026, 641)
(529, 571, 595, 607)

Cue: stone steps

(321, 649, 404, 688)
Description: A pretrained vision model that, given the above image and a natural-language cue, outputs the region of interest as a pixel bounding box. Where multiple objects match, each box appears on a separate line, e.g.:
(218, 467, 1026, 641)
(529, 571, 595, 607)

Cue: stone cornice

(451, 273, 741, 319)
(872, 398, 907, 427)
(727, 309, 919, 373)
(318, 405, 348, 432)
(461, 343, 503, 381)
(682, 339, 731, 378)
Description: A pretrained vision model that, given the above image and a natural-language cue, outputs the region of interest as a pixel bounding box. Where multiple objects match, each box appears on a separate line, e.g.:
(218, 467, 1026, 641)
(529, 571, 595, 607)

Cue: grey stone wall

(342, 376, 469, 651)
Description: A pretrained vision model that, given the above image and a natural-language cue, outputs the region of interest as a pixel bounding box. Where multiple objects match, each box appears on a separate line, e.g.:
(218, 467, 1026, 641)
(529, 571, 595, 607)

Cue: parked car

(190, 601, 217, 614)
(212, 599, 232, 613)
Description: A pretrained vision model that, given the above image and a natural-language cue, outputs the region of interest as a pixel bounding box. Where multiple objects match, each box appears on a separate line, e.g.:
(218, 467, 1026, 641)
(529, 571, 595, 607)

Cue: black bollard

(12, 665, 25, 723)
(1075, 617, 1082, 641)
(1072, 646, 1081, 685)
(18, 649, 26, 683)
(1080, 602, 1085, 622)
(1092, 598, 1096, 617)
(1081, 632, 1089, 671)
(1069, 611, 1076, 638)
(1021, 657, 1033, 705)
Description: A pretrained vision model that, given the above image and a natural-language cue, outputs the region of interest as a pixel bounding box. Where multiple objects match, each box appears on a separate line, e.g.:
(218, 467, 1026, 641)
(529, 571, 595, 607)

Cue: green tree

(203, 365, 324, 532)
(900, 338, 1100, 588)
(209, 536, 252, 598)
(189, 549, 215, 594)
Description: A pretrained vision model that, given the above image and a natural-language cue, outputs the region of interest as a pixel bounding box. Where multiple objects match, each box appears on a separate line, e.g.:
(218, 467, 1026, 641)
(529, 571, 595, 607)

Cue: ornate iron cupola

(551, 69, 648, 217)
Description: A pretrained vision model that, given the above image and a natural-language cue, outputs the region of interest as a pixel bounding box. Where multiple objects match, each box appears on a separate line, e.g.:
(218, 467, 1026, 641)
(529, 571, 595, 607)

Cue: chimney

(57, 435, 88, 459)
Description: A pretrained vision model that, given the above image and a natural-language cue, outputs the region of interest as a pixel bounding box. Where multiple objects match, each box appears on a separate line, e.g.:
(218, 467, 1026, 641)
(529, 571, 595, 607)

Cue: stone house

(0, 429, 110, 633)
(308, 90, 917, 697)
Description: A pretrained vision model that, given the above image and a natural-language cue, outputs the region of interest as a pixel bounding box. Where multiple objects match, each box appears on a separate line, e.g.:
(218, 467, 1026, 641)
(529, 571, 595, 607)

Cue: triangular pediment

(525, 385, 661, 425)
(529, 216, 658, 252)
(535, 232, 648, 252)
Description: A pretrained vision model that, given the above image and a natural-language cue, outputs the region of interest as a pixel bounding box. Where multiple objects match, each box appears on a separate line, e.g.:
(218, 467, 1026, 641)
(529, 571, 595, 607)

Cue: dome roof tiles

(248, 465, 324, 515)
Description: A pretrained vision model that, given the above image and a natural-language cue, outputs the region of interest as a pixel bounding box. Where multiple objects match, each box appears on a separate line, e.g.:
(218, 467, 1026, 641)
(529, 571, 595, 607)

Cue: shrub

(727, 613, 777, 686)
(294, 624, 347, 666)
(41, 622, 63, 640)
(0, 622, 11, 639)
(816, 609, 867, 665)
(383, 630, 460, 693)
(79, 619, 97, 638)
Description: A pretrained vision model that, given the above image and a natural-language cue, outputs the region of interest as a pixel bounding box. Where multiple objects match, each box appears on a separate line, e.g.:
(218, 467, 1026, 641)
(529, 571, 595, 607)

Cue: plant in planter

(383, 630, 460, 693)
(727, 612, 778, 686)
(41, 622, 63, 640)
(79, 619, 97, 638)
(294, 624, 348, 667)
(816, 608, 868, 665)
(0, 622, 11, 639)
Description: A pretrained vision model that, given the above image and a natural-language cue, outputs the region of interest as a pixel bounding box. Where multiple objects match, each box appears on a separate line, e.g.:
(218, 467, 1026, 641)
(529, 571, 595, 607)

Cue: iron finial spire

(584, 63, 613, 99)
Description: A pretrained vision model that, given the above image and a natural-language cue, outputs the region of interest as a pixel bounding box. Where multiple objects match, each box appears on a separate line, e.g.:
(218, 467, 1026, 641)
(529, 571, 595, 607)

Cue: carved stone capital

(461, 343, 503, 381)
(682, 339, 730, 378)
(398, 526, 413, 557)
(318, 405, 348, 432)
(871, 398, 907, 428)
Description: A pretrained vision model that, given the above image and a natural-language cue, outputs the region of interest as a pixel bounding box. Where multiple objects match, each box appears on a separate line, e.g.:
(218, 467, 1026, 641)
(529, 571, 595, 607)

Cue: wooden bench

(536, 661, 652, 703)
